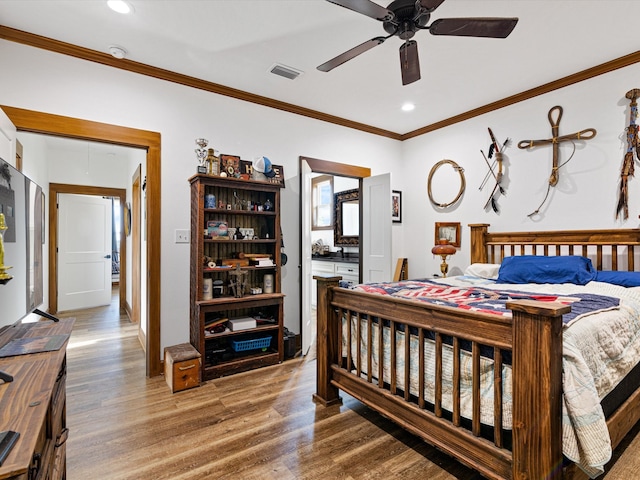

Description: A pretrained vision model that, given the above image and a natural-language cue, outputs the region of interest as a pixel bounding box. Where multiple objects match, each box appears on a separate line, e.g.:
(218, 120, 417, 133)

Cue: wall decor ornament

(480, 128, 510, 213)
(434, 222, 461, 248)
(427, 159, 465, 209)
(616, 88, 640, 220)
(518, 105, 596, 217)
(391, 190, 402, 223)
(123, 202, 132, 237)
(334, 188, 359, 246)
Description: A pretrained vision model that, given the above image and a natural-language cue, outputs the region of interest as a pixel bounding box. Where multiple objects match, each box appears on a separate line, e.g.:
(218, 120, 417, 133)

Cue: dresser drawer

(334, 263, 359, 284)
(311, 261, 335, 275)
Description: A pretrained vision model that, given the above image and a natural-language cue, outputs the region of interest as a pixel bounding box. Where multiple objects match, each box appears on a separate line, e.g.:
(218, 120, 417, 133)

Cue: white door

(301, 160, 314, 355)
(58, 194, 113, 311)
(362, 173, 392, 282)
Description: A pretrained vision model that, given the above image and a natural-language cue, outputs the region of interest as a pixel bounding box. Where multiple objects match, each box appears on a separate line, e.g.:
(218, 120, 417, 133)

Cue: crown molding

(1, 25, 638, 141)
(401, 50, 640, 140)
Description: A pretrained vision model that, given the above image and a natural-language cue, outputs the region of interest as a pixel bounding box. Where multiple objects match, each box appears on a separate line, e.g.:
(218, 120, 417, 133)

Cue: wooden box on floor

(164, 343, 201, 393)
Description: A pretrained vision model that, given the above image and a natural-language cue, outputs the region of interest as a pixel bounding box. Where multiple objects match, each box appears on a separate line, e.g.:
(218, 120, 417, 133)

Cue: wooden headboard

(469, 223, 640, 271)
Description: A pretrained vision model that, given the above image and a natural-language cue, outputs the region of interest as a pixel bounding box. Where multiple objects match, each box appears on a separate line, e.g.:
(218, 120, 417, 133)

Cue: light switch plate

(175, 229, 190, 243)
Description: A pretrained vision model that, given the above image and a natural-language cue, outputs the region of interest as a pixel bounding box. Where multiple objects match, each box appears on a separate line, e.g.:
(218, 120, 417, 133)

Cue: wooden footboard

(314, 275, 568, 480)
(314, 224, 640, 480)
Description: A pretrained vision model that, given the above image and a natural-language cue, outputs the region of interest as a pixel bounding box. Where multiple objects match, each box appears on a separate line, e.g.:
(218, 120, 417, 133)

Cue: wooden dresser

(0, 318, 73, 480)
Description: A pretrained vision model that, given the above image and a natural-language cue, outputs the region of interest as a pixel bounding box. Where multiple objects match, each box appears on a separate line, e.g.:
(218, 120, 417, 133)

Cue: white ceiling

(0, 0, 637, 136)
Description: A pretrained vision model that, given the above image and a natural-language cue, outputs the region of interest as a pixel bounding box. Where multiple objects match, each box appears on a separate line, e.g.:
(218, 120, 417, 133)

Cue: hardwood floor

(60, 294, 640, 479)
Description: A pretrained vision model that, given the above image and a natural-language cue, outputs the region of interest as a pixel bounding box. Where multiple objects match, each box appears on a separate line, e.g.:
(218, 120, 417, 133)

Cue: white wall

(398, 63, 640, 278)
(17, 133, 146, 317)
(0, 41, 400, 352)
(4, 38, 635, 355)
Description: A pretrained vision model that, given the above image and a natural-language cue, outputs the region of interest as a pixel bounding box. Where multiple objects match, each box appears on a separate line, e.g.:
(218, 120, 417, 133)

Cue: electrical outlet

(175, 229, 190, 243)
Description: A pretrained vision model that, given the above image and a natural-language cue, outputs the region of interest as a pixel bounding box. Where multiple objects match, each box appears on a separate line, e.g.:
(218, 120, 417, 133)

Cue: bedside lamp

(431, 239, 457, 278)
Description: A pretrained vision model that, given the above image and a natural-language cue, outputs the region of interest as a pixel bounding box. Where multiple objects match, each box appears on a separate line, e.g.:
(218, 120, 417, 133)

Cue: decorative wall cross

(518, 105, 597, 215)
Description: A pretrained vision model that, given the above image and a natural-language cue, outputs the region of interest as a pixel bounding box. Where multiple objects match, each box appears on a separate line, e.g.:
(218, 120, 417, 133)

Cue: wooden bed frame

(313, 224, 640, 480)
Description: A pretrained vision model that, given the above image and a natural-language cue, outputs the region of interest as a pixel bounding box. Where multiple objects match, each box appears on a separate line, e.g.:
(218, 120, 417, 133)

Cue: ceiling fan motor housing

(383, 0, 430, 39)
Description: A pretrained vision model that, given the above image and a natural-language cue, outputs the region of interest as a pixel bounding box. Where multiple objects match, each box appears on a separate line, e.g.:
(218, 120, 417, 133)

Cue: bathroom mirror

(334, 188, 359, 246)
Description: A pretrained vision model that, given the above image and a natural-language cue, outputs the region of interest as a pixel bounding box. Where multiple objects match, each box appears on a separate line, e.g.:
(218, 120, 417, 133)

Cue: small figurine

(228, 264, 248, 298)
(206, 148, 220, 175)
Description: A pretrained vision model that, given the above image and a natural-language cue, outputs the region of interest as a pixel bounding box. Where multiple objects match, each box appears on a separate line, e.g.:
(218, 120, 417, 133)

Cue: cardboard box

(229, 317, 257, 331)
(164, 343, 201, 393)
(207, 221, 228, 238)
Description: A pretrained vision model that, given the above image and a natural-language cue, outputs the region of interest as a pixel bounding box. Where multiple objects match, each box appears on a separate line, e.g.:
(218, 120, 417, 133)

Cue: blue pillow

(595, 270, 640, 287)
(496, 255, 597, 285)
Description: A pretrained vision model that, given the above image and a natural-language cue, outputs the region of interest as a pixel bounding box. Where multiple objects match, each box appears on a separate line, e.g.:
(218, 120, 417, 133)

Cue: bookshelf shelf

(189, 174, 284, 380)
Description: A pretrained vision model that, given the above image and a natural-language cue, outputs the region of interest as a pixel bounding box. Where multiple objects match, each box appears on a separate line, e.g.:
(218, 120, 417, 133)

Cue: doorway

(4, 105, 163, 377)
(56, 191, 121, 312)
(299, 157, 371, 355)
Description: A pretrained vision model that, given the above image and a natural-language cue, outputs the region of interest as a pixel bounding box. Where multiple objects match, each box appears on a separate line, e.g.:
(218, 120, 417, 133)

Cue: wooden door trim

(132, 165, 142, 346)
(300, 157, 371, 179)
(3, 105, 162, 377)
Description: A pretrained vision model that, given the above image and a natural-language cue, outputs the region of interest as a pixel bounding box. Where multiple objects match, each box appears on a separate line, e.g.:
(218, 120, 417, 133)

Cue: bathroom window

(312, 175, 333, 230)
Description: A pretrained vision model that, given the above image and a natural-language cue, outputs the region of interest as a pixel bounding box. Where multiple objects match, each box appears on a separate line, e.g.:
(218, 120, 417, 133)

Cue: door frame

(3, 105, 162, 377)
(51, 185, 125, 312)
(299, 156, 370, 354)
(132, 165, 143, 347)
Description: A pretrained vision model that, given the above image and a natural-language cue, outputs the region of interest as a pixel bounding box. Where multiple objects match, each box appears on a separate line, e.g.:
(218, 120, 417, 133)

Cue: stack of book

(245, 254, 274, 267)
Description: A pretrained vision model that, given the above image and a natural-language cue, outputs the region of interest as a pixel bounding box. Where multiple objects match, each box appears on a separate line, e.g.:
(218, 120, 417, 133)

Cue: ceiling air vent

(269, 63, 303, 80)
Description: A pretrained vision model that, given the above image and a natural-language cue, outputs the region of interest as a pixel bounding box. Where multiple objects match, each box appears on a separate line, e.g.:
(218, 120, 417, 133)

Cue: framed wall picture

(270, 164, 285, 187)
(391, 190, 402, 223)
(220, 154, 240, 177)
(239, 160, 253, 180)
(434, 222, 460, 247)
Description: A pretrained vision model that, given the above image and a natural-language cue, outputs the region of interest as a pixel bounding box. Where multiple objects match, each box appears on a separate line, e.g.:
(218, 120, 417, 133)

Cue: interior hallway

(58, 293, 640, 479)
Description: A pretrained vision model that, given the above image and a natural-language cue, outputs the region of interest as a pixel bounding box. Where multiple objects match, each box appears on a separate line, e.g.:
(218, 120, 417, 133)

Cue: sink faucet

(339, 247, 344, 258)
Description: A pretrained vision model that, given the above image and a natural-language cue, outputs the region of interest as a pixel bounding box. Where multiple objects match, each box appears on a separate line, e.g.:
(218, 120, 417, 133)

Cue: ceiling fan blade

(429, 17, 518, 38)
(399, 40, 420, 86)
(326, 0, 394, 21)
(418, 0, 446, 13)
(318, 37, 386, 72)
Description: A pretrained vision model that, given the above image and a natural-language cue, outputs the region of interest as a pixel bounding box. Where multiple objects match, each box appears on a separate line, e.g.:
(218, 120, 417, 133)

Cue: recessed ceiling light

(107, 0, 134, 14)
(401, 103, 415, 112)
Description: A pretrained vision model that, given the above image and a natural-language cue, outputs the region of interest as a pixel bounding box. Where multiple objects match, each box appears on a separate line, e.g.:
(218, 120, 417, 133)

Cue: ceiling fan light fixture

(269, 63, 304, 80)
(107, 0, 134, 15)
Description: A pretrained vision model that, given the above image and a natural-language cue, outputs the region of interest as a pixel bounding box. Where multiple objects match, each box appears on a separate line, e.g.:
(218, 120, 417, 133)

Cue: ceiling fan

(318, 0, 518, 85)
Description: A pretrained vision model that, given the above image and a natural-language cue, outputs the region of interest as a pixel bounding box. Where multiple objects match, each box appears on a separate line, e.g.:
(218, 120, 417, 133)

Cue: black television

(0, 155, 46, 330)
